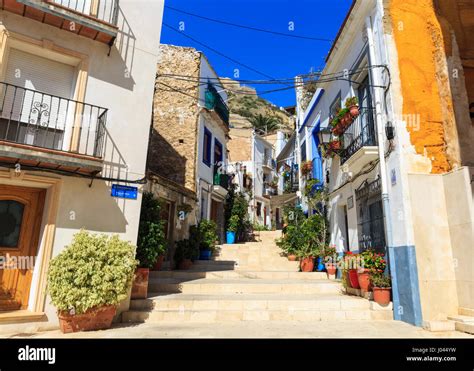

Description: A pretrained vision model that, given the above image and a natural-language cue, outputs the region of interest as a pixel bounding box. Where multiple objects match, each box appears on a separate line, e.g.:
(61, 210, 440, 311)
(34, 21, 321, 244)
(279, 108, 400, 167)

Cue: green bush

(197, 220, 218, 251)
(277, 214, 325, 259)
(370, 272, 391, 288)
(227, 215, 240, 233)
(47, 230, 137, 314)
(136, 192, 166, 268)
(174, 238, 199, 264)
(189, 220, 218, 252)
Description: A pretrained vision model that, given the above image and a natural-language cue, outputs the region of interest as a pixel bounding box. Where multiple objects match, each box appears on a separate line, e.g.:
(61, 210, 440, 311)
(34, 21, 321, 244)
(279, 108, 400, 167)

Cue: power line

(165, 5, 333, 43)
(163, 23, 278, 81)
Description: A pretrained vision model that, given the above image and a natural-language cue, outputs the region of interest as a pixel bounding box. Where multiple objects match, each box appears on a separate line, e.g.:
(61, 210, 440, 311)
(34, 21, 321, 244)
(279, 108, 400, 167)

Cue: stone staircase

(122, 231, 393, 323)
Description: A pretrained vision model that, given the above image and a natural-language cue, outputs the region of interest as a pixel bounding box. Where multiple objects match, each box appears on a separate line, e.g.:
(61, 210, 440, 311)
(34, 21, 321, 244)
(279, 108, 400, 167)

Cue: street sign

(111, 184, 138, 200)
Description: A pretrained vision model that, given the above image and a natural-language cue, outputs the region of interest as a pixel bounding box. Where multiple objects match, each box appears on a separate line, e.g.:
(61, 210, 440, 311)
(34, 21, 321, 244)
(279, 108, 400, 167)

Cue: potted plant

(296, 215, 325, 272)
(358, 249, 386, 291)
(276, 227, 298, 261)
(370, 272, 392, 305)
(47, 230, 137, 333)
(137, 192, 167, 272)
(226, 215, 239, 244)
(345, 251, 360, 289)
(192, 220, 218, 260)
(323, 246, 338, 276)
(345, 96, 359, 118)
(174, 238, 199, 270)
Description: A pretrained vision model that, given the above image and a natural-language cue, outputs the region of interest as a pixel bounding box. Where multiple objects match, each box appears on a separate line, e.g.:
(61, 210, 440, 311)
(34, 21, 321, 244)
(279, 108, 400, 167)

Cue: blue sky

(161, 0, 353, 108)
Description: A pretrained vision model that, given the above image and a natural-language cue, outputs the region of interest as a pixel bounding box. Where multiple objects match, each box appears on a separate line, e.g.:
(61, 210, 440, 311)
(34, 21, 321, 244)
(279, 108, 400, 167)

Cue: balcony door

(0, 185, 45, 311)
(357, 76, 376, 146)
(0, 48, 76, 151)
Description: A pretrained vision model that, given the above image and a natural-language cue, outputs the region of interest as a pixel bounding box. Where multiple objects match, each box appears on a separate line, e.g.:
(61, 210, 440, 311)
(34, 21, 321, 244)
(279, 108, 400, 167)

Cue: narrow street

(1, 232, 471, 338)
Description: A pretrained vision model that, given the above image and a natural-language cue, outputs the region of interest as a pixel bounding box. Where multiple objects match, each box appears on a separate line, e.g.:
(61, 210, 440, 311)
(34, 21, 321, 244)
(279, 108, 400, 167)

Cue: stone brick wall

(148, 45, 201, 191)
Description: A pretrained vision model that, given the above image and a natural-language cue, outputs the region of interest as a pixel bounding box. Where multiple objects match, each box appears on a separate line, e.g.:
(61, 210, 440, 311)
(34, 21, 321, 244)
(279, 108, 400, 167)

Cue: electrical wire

(163, 23, 279, 81)
(165, 5, 334, 42)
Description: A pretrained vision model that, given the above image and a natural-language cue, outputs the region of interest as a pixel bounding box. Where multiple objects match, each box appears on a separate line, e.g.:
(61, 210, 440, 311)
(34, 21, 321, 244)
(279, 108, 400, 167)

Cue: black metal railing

(205, 83, 229, 127)
(339, 107, 377, 164)
(0, 82, 107, 158)
(46, 0, 119, 25)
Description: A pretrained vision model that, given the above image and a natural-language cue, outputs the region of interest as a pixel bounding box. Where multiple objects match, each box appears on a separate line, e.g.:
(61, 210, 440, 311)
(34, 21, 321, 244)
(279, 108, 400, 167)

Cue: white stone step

(123, 306, 392, 323)
(129, 293, 371, 311)
(190, 259, 300, 272)
(148, 278, 342, 295)
(149, 270, 328, 280)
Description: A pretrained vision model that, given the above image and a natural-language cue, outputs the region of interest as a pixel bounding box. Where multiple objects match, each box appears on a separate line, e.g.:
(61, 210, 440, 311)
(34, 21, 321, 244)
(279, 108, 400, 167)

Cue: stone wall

(146, 174, 198, 264)
(148, 44, 201, 192)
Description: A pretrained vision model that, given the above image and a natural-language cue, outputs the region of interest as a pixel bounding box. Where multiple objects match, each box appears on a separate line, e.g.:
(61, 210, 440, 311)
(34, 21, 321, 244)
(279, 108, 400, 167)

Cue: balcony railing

(339, 107, 377, 165)
(205, 83, 229, 127)
(0, 82, 107, 158)
(46, 0, 119, 25)
(5, 0, 119, 44)
(213, 171, 229, 190)
(263, 155, 276, 169)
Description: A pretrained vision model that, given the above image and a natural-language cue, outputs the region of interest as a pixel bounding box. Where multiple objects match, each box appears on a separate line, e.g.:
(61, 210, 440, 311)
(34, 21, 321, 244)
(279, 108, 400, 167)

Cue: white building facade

(0, 0, 164, 324)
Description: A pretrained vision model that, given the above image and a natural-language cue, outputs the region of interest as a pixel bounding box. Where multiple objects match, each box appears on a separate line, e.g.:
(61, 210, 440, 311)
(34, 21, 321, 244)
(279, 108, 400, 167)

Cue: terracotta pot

(348, 269, 360, 289)
(58, 305, 116, 334)
(345, 271, 352, 288)
(343, 112, 353, 126)
(349, 105, 360, 118)
(152, 255, 165, 271)
(373, 287, 391, 305)
(300, 257, 314, 272)
(287, 254, 297, 261)
(131, 268, 149, 299)
(330, 141, 341, 151)
(178, 259, 193, 270)
(357, 269, 372, 291)
(326, 264, 337, 276)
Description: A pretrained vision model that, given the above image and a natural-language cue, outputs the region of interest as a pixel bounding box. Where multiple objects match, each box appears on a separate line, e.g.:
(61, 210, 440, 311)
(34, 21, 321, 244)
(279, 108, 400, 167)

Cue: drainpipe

(252, 130, 256, 224)
(365, 16, 398, 316)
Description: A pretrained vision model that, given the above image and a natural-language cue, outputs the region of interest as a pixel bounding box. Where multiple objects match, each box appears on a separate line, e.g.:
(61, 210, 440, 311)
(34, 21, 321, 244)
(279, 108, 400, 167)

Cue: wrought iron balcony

(2, 0, 119, 45)
(339, 107, 377, 165)
(0, 81, 107, 159)
(205, 83, 229, 127)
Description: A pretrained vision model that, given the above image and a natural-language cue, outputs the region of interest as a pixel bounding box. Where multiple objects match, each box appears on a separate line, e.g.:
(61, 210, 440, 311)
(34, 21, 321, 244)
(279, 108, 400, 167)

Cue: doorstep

(0, 310, 46, 324)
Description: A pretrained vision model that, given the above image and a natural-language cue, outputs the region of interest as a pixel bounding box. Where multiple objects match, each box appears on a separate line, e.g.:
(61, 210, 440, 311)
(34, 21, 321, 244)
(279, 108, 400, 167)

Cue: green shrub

(197, 220, 218, 251)
(47, 230, 137, 314)
(136, 192, 166, 268)
(174, 239, 199, 264)
(227, 215, 240, 233)
(370, 272, 391, 288)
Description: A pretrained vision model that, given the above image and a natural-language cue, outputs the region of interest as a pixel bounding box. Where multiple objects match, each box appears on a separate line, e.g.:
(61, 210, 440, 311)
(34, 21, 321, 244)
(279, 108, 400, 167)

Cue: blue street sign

(111, 184, 138, 200)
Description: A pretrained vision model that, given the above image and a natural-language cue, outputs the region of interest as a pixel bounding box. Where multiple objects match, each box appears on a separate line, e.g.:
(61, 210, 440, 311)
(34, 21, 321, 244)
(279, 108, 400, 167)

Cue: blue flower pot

(199, 249, 212, 260)
(316, 257, 326, 272)
(226, 231, 236, 244)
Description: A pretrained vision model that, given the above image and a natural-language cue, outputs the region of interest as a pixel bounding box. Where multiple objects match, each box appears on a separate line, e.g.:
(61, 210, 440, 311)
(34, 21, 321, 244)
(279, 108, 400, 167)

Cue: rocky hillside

(220, 77, 294, 132)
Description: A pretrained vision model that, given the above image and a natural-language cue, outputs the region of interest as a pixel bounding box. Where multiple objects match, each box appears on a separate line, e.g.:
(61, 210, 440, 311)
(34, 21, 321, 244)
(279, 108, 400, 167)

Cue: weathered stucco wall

(148, 45, 201, 191)
(389, 0, 460, 173)
(434, 0, 474, 167)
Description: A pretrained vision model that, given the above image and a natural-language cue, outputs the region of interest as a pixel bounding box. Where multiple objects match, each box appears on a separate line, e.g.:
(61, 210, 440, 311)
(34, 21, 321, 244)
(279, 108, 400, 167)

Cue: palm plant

(247, 114, 280, 133)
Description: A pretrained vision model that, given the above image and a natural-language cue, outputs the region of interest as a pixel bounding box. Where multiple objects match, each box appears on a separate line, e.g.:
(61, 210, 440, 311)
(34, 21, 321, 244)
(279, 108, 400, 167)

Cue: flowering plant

(360, 249, 386, 272)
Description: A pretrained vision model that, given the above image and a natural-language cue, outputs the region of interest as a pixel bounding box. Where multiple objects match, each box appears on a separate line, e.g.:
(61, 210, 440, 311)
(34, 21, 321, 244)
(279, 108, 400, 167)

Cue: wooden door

(0, 185, 45, 311)
(210, 199, 219, 223)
